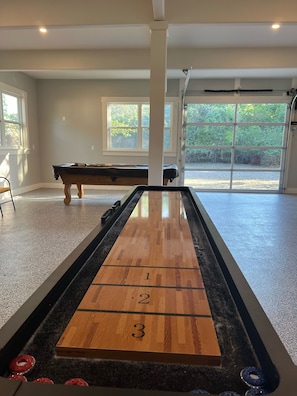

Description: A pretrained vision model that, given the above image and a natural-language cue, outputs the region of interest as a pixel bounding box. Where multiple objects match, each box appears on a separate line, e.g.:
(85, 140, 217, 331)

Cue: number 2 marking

(138, 293, 150, 304)
(132, 323, 145, 338)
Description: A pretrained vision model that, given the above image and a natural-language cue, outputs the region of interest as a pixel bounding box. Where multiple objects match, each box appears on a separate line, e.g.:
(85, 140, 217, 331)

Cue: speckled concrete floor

(198, 192, 297, 365)
(0, 187, 128, 328)
(1, 188, 297, 367)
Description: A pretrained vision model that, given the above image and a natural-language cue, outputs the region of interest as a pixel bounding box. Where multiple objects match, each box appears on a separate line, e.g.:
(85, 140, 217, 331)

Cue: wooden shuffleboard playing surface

(56, 191, 221, 366)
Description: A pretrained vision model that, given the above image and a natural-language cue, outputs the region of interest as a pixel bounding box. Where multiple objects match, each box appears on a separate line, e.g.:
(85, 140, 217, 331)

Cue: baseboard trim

(13, 183, 297, 196)
(13, 183, 44, 196)
(284, 188, 297, 194)
(14, 183, 131, 195)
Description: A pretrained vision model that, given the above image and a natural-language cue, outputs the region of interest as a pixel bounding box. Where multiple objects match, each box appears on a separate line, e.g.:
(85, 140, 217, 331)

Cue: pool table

(0, 186, 296, 396)
(53, 163, 179, 205)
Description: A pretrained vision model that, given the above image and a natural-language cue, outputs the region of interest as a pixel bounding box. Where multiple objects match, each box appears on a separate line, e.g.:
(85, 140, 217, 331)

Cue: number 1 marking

(145, 272, 150, 280)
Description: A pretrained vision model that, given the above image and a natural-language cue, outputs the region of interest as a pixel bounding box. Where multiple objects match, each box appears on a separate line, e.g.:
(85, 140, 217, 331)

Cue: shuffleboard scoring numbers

(132, 323, 145, 338)
(138, 293, 150, 304)
(145, 272, 150, 280)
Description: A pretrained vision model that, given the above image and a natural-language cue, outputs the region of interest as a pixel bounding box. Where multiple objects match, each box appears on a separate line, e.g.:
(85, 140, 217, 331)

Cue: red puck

(33, 377, 54, 384)
(9, 354, 35, 374)
(65, 378, 89, 386)
(8, 374, 27, 382)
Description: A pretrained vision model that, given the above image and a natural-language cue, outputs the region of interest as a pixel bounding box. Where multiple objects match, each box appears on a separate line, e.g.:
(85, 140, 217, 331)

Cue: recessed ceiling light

(272, 23, 280, 30)
(39, 27, 47, 34)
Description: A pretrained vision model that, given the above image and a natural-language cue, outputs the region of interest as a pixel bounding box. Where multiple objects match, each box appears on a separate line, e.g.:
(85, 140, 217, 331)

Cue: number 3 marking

(132, 323, 145, 338)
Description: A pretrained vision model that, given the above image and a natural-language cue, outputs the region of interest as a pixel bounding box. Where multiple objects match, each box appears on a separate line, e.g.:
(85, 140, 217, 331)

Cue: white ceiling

(1, 23, 297, 79)
(2, 24, 297, 50)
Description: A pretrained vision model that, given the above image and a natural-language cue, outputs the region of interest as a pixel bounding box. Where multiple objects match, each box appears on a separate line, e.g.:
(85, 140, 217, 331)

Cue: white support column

(148, 21, 168, 185)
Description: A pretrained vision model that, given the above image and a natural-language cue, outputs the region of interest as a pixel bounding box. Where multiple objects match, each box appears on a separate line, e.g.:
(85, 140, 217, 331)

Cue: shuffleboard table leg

(77, 184, 84, 199)
(64, 183, 72, 205)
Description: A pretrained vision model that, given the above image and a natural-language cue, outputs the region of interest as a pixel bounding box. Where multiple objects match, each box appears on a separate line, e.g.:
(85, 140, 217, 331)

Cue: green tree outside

(185, 103, 287, 167)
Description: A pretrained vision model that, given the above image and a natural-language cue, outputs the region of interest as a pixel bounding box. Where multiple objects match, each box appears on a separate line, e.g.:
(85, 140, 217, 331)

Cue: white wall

(1, 72, 297, 192)
(37, 78, 180, 184)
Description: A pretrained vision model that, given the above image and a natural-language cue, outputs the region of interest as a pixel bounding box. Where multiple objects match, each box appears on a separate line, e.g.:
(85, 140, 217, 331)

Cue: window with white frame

(0, 83, 28, 149)
(102, 98, 176, 154)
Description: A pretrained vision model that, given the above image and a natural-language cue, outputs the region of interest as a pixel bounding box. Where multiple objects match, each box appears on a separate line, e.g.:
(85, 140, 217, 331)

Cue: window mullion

(138, 104, 142, 150)
(17, 96, 23, 147)
(0, 92, 3, 145)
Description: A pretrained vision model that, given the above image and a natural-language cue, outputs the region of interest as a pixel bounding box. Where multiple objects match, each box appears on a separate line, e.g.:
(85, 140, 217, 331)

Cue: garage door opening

(182, 102, 289, 192)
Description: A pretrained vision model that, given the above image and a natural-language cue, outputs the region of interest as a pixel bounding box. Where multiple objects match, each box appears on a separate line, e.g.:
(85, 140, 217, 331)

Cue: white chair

(0, 176, 16, 216)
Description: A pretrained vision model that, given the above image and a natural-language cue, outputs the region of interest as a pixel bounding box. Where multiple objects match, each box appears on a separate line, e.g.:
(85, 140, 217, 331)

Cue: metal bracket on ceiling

(182, 67, 192, 106)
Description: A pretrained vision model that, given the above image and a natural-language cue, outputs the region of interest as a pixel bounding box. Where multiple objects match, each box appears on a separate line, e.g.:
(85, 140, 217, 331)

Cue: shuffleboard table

(0, 186, 296, 396)
(53, 163, 179, 205)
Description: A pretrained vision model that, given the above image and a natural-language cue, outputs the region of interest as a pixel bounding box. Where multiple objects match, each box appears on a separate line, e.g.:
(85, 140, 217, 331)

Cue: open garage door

(181, 100, 290, 192)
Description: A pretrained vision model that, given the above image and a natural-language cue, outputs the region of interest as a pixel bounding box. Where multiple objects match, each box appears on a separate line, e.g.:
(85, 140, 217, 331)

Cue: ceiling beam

(152, 0, 165, 21)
